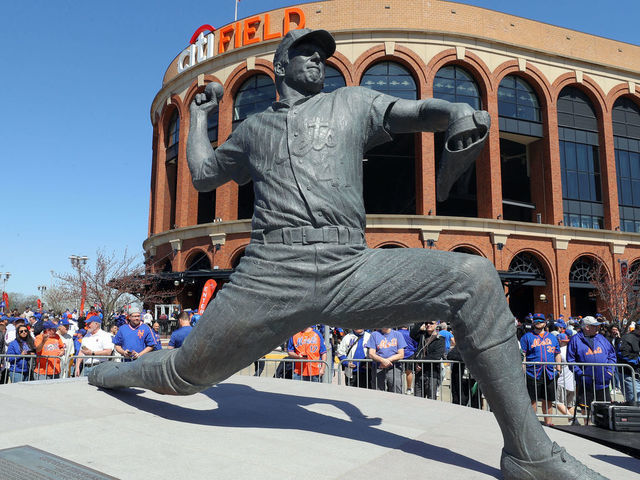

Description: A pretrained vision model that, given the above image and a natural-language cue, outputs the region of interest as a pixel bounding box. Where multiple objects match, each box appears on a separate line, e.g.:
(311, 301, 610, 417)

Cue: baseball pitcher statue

(90, 29, 606, 480)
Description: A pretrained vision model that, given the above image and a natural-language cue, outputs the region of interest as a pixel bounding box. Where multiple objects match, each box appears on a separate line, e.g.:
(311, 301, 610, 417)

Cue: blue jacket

(566, 332, 616, 390)
(6, 339, 33, 373)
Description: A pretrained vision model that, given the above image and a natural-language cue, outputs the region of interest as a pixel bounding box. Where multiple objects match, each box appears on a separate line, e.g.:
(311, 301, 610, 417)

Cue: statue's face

(284, 41, 326, 95)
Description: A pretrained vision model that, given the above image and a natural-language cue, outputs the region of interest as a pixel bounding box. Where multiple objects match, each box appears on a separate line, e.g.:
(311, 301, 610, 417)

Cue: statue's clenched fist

(191, 82, 224, 114)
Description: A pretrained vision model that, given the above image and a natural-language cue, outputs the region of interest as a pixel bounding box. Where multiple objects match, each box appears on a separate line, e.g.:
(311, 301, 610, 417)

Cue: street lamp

(69, 255, 88, 312)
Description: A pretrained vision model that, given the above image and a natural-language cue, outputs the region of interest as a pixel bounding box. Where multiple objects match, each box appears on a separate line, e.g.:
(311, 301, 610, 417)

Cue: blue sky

(1, 0, 638, 296)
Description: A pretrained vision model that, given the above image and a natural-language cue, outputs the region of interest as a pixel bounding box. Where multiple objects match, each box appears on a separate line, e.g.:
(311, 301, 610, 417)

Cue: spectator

(57, 318, 75, 378)
(438, 322, 455, 354)
(367, 328, 406, 393)
(150, 322, 163, 351)
(398, 326, 417, 394)
(112, 307, 156, 361)
(287, 326, 327, 382)
(77, 316, 114, 377)
(336, 328, 371, 388)
(411, 321, 446, 399)
(567, 316, 616, 425)
(448, 345, 483, 408)
(143, 309, 154, 325)
(555, 333, 574, 417)
(4, 315, 16, 345)
(168, 312, 192, 349)
(6, 325, 35, 383)
(618, 322, 640, 404)
(520, 313, 561, 426)
(33, 321, 65, 379)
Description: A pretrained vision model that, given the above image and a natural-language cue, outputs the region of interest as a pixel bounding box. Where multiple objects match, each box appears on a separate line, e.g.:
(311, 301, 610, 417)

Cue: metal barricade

(522, 361, 638, 423)
(0, 353, 123, 383)
(237, 357, 332, 383)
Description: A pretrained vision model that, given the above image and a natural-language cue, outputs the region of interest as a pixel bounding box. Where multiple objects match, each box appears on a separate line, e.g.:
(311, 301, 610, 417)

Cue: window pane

(565, 142, 577, 170)
(567, 172, 579, 198)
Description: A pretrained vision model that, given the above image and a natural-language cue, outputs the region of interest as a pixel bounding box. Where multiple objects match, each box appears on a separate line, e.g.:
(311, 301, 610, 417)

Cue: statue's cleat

(500, 442, 608, 480)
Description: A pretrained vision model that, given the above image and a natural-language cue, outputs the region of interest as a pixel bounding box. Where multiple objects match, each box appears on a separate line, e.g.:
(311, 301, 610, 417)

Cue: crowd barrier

(243, 357, 639, 422)
(3, 353, 637, 424)
(0, 353, 123, 383)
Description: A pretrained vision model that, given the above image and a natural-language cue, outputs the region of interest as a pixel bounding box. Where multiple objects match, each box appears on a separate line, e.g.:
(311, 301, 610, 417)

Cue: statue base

(0, 376, 636, 479)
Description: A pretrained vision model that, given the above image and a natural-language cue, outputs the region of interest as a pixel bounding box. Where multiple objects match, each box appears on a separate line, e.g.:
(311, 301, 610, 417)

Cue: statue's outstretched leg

(322, 248, 607, 480)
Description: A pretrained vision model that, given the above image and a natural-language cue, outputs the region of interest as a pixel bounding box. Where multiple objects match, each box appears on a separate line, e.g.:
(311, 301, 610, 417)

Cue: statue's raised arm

(186, 82, 229, 192)
(386, 98, 490, 202)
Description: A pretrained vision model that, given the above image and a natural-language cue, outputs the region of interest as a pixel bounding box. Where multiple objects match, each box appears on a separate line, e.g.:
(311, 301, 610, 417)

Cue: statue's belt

(251, 226, 364, 245)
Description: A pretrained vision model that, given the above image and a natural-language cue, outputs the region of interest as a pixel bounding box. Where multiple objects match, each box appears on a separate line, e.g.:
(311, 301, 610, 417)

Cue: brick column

(417, 132, 436, 215)
(153, 118, 171, 233)
(148, 122, 158, 237)
(175, 107, 199, 228)
(476, 90, 502, 219)
(600, 116, 620, 230)
(215, 94, 239, 221)
(543, 101, 564, 226)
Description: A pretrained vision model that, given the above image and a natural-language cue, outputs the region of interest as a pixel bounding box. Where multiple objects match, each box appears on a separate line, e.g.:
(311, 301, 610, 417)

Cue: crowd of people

(1, 305, 639, 423)
(0, 305, 200, 382)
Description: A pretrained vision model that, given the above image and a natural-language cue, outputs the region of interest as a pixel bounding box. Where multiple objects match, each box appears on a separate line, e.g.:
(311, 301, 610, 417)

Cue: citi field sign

(177, 8, 306, 74)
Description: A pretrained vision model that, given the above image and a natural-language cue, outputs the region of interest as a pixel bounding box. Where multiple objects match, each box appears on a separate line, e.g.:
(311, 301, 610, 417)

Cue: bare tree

(54, 248, 181, 323)
(5, 293, 38, 313)
(42, 283, 77, 313)
(592, 262, 640, 332)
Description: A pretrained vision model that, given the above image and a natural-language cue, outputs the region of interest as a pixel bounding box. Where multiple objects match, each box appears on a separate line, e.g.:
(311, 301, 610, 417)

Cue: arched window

(165, 109, 179, 229)
(196, 88, 219, 225)
(186, 251, 211, 271)
(434, 65, 481, 217)
(233, 75, 276, 219)
(452, 247, 482, 256)
(558, 87, 603, 229)
(360, 61, 417, 214)
(361, 61, 417, 99)
(322, 65, 346, 93)
(613, 97, 640, 232)
(433, 65, 481, 109)
(509, 252, 546, 281)
(232, 74, 275, 130)
(569, 256, 596, 284)
(497, 77, 543, 223)
(166, 110, 180, 161)
(498, 75, 541, 123)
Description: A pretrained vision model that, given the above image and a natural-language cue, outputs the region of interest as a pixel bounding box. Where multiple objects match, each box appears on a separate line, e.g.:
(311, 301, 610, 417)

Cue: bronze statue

(90, 29, 606, 480)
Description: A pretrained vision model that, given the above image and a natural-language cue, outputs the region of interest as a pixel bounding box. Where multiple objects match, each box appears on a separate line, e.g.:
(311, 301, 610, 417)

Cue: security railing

(0, 354, 124, 383)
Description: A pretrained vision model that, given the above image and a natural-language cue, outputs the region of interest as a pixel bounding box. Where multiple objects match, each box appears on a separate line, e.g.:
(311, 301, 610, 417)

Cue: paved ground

(0, 375, 637, 479)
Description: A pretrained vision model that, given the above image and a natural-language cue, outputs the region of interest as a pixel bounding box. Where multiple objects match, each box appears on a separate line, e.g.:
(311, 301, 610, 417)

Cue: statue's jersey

(191, 86, 396, 232)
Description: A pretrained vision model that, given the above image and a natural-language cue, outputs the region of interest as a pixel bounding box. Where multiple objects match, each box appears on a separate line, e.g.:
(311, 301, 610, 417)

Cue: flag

(2, 292, 8, 310)
(80, 281, 86, 313)
(197, 279, 218, 315)
(37, 299, 42, 311)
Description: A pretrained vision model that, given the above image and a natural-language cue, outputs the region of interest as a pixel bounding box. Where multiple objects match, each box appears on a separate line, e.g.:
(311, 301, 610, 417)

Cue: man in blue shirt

(168, 312, 193, 349)
(113, 308, 156, 361)
(367, 328, 406, 393)
(520, 314, 561, 426)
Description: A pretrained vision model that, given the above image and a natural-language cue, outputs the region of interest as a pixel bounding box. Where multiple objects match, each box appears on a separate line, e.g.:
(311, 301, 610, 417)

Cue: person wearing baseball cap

(76, 316, 113, 377)
(566, 316, 616, 424)
(520, 313, 561, 426)
(555, 333, 575, 418)
(33, 320, 65, 379)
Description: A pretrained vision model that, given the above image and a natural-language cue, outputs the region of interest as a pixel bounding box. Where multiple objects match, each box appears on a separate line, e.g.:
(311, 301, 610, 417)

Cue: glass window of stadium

(507, 251, 547, 321)
(323, 65, 346, 93)
(433, 65, 481, 217)
(557, 87, 603, 229)
(360, 62, 416, 214)
(165, 110, 180, 229)
(613, 97, 640, 232)
(497, 75, 543, 222)
(233, 74, 276, 219)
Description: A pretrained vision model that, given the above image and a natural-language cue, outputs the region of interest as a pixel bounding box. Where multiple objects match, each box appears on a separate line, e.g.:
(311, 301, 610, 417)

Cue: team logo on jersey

(291, 116, 336, 156)
(137, 330, 144, 339)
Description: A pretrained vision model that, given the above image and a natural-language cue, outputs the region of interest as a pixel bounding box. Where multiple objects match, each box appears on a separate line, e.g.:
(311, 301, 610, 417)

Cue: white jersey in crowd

(557, 345, 575, 391)
(143, 312, 153, 325)
(80, 329, 115, 365)
(58, 332, 75, 378)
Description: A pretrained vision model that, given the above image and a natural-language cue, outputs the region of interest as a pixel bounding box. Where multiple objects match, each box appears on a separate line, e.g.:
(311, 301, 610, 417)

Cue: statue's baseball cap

(273, 28, 336, 66)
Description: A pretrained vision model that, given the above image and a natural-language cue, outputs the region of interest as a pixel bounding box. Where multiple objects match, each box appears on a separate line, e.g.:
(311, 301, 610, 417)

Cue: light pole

(37, 285, 47, 311)
(0, 272, 10, 313)
(69, 255, 88, 313)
